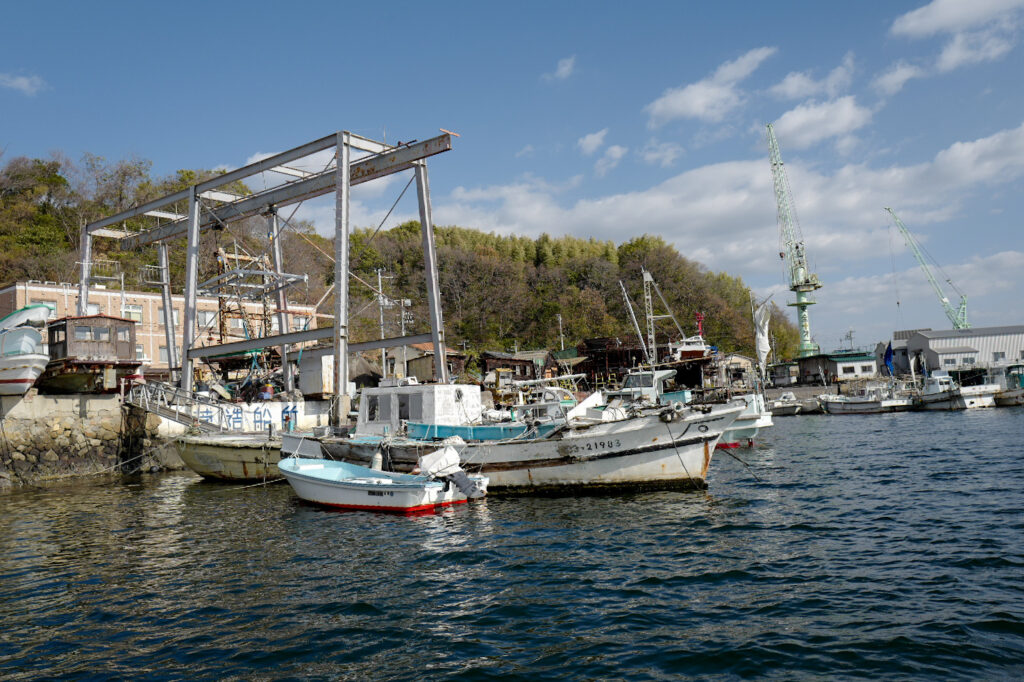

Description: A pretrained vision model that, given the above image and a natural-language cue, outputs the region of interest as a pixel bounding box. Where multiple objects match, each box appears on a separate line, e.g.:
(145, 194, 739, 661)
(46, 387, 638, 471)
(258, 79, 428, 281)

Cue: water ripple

(0, 410, 1022, 679)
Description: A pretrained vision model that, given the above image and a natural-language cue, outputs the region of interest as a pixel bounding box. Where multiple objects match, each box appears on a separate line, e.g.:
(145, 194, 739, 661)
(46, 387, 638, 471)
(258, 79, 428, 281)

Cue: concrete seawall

(0, 392, 180, 492)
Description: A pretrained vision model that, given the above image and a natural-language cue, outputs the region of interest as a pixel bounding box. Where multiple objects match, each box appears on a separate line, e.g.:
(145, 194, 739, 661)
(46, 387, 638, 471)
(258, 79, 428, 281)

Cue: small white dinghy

(278, 446, 488, 514)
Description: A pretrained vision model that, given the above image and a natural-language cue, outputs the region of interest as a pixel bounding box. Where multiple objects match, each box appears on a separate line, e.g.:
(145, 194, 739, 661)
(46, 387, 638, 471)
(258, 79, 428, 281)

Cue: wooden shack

(38, 315, 142, 394)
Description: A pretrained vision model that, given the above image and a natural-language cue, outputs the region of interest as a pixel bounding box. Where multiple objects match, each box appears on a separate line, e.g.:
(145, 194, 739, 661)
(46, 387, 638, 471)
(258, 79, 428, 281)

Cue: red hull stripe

(313, 498, 470, 514)
(0, 379, 35, 384)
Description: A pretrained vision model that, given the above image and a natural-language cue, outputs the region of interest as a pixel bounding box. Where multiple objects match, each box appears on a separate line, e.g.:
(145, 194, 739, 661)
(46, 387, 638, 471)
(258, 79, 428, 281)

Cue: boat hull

(821, 397, 916, 414)
(318, 404, 744, 493)
(995, 388, 1024, 407)
(175, 434, 282, 481)
(0, 353, 49, 396)
(278, 457, 486, 513)
(770, 403, 801, 416)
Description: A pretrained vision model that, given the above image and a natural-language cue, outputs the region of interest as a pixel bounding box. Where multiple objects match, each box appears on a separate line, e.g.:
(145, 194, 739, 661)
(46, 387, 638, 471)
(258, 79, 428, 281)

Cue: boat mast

(619, 280, 650, 364)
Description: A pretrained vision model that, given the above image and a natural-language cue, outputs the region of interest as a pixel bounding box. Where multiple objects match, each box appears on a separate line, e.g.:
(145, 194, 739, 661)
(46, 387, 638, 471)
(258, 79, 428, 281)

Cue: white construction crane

(885, 207, 969, 329)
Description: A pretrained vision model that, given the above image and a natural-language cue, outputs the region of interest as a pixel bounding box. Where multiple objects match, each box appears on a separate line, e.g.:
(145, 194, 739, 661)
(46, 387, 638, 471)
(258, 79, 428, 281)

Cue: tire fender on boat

(659, 408, 675, 423)
(672, 401, 685, 413)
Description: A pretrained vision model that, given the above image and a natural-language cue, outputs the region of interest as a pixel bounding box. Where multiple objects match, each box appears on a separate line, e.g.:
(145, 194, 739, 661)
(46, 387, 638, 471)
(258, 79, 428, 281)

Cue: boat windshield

(623, 374, 654, 388)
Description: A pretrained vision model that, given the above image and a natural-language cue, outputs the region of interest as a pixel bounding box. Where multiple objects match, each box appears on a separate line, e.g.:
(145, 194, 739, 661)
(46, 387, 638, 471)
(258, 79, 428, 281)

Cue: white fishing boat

(285, 381, 745, 492)
(919, 372, 998, 410)
(0, 304, 51, 331)
(770, 391, 801, 416)
(718, 392, 773, 447)
(993, 365, 1024, 406)
(820, 383, 916, 414)
(176, 432, 282, 481)
(0, 326, 50, 396)
(279, 446, 487, 514)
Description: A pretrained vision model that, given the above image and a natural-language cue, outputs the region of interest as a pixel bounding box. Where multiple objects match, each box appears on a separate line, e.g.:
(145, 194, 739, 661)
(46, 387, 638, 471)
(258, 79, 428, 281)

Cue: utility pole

(399, 298, 412, 378)
(376, 269, 393, 378)
(557, 313, 565, 351)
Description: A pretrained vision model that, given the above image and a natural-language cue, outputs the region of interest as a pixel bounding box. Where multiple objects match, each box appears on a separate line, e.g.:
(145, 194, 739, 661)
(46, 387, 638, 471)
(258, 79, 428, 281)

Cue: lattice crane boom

(885, 207, 969, 329)
(767, 123, 821, 357)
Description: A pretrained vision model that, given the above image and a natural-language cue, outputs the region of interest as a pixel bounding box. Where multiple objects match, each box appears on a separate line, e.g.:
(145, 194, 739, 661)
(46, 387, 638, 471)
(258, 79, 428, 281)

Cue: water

(1, 410, 1023, 680)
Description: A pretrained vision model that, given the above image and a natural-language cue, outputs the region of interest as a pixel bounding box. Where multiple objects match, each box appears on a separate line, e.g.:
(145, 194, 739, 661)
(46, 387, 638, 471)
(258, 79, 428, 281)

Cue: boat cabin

(357, 378, 483, 436)
(47, 315, 137, 363)
(606, 368, 687, 405)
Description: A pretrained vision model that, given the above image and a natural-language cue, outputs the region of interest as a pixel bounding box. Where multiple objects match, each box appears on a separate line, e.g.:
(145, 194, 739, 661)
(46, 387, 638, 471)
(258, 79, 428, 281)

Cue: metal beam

(200, 189, 245, 203)
(416, 161, 448, 383)
(180, 191, 201, 392)
(158, 243, 179, 381)
(121, 134, 452, 248)
(333, 132, 351, 426)
(145, 210, 186, 221)
(87, 131, 401, 236)
(187, 329, 434, 360)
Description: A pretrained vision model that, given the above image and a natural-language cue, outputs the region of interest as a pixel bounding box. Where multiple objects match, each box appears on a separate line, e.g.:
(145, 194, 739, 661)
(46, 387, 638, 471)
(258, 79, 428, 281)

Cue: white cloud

(936, 26, 1016, 70)
(772, 96, 873, 149)
(577, 128, 608, 156)
(0, 72, 46, 95)
(641, 139, 685, 167)
(515, 144, 535, 158)
(595, 145, 628, 176)
(645, 47, 777, 126)
(769, 52, 855, 99)
(891, 0, 1024, 37)
(890, 0, 1024, 74)
(872, 60, 927, 95)
(428, 121, 1024, 279)
(543, 55, 576, 81)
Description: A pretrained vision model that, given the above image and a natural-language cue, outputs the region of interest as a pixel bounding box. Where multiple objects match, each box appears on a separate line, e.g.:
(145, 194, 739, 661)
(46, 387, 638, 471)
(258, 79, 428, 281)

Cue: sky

(2, 0, 1023, 352)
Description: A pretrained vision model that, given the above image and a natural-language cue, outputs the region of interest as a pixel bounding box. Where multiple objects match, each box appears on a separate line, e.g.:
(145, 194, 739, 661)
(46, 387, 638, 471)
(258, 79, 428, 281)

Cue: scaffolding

(80, 130, 454, 424)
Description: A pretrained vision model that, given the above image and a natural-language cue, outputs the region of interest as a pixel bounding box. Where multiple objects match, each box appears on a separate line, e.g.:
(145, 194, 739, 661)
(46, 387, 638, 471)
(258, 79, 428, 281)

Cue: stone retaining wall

(0, 392, 178, 492)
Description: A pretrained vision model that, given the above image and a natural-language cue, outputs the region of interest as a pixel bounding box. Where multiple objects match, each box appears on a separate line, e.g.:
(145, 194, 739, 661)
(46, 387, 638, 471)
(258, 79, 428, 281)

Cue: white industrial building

(904, 325, 1024, 372)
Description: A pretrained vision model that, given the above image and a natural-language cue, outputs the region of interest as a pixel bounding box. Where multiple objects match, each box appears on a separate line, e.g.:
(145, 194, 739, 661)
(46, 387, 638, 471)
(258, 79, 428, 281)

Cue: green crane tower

(767, 123, 822, 357)
(885, 207, 969, 329)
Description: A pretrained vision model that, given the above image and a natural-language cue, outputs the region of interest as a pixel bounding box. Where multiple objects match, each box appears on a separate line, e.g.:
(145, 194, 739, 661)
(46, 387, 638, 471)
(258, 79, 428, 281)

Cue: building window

(31, 299, 57, 319)
(122, 304, 143, 322)
(86, 303, 101, 316)
(159, 346, 168, 363)
(117, 327, 130, 341)
(293, 315, 310, 330)
(993, 351, 1005, 362)
(944, 358, 956, 366)
(136, 344, 145, 359)
(963, 357, 975, 365)
(158, 307, 180, 326)
(197, 310, 217, 328)
(861, 365, 874, 373)
(842, 366, 855, 374)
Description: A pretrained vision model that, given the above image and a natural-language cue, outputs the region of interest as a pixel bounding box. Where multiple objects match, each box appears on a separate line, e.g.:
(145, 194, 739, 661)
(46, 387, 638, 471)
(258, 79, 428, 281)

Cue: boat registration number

(368, 491, 395, 497)
(566, 439, 622, 455)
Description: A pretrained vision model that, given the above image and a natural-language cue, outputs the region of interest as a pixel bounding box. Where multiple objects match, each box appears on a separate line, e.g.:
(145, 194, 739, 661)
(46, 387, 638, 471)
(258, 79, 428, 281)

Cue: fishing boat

(993, 365, 1024, 407)
(0, 304, 52, 331)
(36, 315, 143, 394)
(770, 391, 801, 416)
(819, 383, 916, 414)
(0, 326, 50, 395)
(286, 380, 745, 493)
(918, 372, 998, 410)
(175, 431, 283, 481)
(717, 392, 773, 447)
(279, 446, 487, 514)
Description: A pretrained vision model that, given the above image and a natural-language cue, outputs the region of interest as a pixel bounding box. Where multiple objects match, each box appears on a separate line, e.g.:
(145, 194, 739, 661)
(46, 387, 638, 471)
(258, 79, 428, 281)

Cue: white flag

(754, 299, 771, 376)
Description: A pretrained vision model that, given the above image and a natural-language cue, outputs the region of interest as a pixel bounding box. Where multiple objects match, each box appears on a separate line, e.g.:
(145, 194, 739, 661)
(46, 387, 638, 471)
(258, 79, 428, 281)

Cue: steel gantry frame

(79, 130, 453, 425)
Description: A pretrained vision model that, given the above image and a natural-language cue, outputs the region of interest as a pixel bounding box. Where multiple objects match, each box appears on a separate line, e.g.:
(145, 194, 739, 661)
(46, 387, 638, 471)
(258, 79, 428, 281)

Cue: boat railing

(125, 380, 236, 433)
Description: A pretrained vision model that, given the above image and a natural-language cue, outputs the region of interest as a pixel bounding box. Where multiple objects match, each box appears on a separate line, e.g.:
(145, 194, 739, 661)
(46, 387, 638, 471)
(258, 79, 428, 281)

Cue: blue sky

(3, 0, 1023, 351)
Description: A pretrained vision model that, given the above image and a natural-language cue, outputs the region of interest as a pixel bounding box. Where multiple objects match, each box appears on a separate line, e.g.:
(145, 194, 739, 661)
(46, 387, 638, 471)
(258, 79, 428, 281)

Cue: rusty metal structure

(78, 131, 454, 424)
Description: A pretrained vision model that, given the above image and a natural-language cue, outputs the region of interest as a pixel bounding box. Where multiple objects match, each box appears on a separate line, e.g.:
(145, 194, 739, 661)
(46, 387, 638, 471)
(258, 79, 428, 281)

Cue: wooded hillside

(0, 153, 800, 359)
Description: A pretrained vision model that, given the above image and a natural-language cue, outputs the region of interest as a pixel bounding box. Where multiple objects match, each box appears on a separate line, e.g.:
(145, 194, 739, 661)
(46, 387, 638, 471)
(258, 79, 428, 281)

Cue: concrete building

(904, 325, 1024, 372)
(796, 350, 878, 384)
(0, 280, 316, 370)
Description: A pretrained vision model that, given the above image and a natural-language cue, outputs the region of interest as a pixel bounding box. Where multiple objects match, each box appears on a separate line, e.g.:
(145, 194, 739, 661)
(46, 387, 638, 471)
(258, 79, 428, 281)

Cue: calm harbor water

(1, 410, 1023, 680)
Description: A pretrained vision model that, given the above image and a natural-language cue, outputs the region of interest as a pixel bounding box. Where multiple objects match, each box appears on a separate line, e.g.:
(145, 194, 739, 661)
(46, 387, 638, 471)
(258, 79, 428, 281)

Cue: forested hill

(0, 153, 800, 359)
